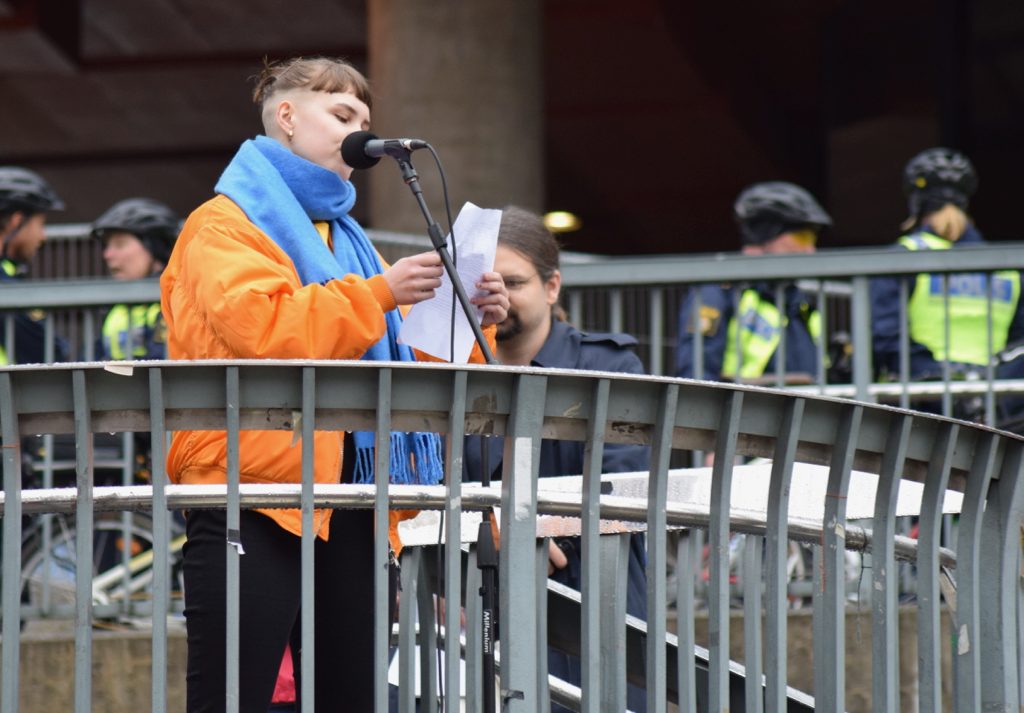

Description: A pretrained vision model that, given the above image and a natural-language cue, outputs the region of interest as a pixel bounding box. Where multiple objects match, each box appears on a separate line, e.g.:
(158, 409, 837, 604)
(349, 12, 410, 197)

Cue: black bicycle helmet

(733, 181, 832, 245)
(903, 147, 977, 218)
(91, 198, 180, 265)
(0, 167, 64, 214)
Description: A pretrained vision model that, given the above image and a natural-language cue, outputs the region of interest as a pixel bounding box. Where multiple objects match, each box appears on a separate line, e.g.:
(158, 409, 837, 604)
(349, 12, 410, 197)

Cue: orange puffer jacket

(160, 195, 495, 543)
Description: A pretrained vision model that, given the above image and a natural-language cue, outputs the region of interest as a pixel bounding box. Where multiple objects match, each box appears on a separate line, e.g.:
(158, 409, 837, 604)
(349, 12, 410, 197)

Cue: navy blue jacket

(0, 259, 67, 364)
(870, 224, 1024, 379)
(675, 282, 820, 380)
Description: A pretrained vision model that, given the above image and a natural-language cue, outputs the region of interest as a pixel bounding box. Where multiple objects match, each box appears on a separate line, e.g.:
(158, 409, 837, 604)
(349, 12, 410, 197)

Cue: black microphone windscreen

(341, 130, 381, 170)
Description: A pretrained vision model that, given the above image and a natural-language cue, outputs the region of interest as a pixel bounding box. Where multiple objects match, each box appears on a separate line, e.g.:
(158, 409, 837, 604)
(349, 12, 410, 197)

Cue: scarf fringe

(351, 431, 444, 485)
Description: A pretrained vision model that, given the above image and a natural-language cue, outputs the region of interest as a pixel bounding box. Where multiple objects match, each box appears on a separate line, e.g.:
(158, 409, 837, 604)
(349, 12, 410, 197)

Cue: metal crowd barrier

(1, 360, 1021, 712)
(561, 242, 1024, 425)
(7, 237, 1024, 429)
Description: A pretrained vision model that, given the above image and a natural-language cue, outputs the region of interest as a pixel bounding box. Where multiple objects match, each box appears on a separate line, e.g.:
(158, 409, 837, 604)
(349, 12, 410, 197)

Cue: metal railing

(560, 242, 1024, 425)
(7, 235, 1024, 426)
(1, 360, 1021, 712)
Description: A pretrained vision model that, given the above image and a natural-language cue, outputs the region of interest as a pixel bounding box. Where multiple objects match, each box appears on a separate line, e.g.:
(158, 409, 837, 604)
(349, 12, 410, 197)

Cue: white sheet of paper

(398, 202, 501, 362)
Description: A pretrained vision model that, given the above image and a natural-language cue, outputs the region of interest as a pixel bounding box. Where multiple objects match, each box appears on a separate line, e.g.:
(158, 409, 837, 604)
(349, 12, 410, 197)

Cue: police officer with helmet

(91, 197, 180, 360)
(675, 181, 832, 382)
(0, 166, 66, 365)
(869, 148, 1024, 413)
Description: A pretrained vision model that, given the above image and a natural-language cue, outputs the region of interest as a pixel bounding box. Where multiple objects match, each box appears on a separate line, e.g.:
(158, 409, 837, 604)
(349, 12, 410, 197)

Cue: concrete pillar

(367, 0, 543, 235)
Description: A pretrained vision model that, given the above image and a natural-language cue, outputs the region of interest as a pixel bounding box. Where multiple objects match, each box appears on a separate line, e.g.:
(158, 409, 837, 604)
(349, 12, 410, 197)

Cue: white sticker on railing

(103, 363, 134, 376)
(514, 437, 532, 521)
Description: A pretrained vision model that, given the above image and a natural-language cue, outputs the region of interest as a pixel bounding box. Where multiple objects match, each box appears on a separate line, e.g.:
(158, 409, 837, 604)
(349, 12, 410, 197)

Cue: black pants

(183, 508, 377, 713)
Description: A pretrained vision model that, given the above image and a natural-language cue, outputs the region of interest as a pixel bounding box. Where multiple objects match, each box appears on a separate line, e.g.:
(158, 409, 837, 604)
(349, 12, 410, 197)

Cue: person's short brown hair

(252, 56, 372, 111)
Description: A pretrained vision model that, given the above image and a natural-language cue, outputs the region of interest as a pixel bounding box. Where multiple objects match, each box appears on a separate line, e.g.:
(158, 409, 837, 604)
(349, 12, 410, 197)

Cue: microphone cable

(423, 144, 459, 364)
(423, 142, 456, 712)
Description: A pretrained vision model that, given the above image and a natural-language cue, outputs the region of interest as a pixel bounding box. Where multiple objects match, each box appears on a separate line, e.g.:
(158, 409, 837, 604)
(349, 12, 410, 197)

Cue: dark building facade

(1, 0, 1021, 255)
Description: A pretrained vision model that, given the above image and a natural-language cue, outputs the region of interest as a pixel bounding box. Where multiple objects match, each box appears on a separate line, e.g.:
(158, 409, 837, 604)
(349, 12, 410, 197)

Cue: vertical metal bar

(985, 274, 995, 426)
(398, 548, 420, 713)
(743, 535, 764, 713)
(149, 368, 169, 713)
(4, 314, 14, 362)
(897, 515, 914, 597)
(645, 382, 679, 713)
(72, 369, 94, 713)
(692, 289, 705, 380)
(374, 368, 394, 713)
(816, 282, 827, 393)
(300, 367, 316, 713)
(609, 289, 624, 333)
(600, 533, 630, 712)
(498, 373, 546, 712)
(416, 557, 438, 713)
(898, 278, 910, 410)
(850, 276, 872, 402)
(0, 372, 23, 713)
(941, 274, 952, 417)
(916, 422, 958, 713)
(40, 431, 54, 615)
(954, 432, 1000, 712)
(815, 403, 863, 713)
(444, 370, 467, 713)
(83, 311, 96, 362)
(774, 282, 786, 388)
(979, 442, 1024, 711)
(811, 542, 824, 696)
(649, 287, 664, 375)
(871, 414, 912, 713)
(765, 398, 804, 713)
(569, 291, 583, 329)
(225, 366, 241, 713)
(581, 378, 609, 713)
(708, 389, 744, 713)
(535, 540, 550, 712)
(675, 530, 698, 713)
(120, 430, 134, 619)
(43, 313, 56, 363)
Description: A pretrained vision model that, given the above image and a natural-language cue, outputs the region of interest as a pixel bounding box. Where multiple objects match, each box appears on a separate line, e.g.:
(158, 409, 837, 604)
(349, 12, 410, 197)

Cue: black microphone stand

(392, 151, 499, 713)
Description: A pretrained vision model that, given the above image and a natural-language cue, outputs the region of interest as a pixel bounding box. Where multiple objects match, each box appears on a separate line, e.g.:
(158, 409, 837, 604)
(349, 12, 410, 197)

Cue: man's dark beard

(496, 311, 522, 342)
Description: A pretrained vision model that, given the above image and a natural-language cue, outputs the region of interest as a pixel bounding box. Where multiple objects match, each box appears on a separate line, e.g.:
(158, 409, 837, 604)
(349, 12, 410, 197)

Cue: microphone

(341, 130, 429, 170)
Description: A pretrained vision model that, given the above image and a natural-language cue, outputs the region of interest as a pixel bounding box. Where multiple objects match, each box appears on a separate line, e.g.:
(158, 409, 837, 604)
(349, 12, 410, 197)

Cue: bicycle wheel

(20, 511, 183, 616)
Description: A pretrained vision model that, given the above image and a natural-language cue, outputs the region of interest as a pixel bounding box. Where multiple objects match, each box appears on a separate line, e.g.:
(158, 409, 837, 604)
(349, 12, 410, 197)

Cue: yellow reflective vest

(721, 288, 822, 379)
(900, 232, 1020, 365)
(101, 303, 165, 360)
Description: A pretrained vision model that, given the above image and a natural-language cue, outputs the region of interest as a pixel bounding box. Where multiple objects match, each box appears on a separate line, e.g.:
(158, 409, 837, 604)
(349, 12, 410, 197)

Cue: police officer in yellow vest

(870, 148, 1024, 391)
(0, 166, 66, 365)
(676, 181, 831, 381)
(91, 198, 179, 360)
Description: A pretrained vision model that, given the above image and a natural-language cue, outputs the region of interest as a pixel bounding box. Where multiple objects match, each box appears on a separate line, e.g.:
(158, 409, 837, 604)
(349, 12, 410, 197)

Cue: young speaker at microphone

(159, 55, 509, 713)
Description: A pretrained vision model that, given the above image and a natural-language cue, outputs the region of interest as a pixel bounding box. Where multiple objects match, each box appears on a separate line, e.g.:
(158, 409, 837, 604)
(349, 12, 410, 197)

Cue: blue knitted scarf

(215, 135, 443, 485)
